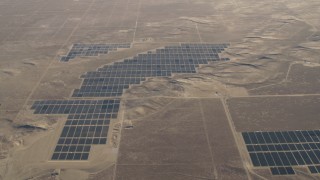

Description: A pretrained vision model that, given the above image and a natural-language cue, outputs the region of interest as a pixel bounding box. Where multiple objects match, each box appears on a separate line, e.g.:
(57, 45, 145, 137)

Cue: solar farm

(243, 130, 320, 175)
(31, 43, 230, 162)
(0, 0, 320, 179)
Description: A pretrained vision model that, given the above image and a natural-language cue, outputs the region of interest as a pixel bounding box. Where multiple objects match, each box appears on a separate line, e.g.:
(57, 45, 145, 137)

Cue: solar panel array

(72, 43, 229, 97)
(60, 43, 131, 62)
(242, 130, 320, 175)
(31, 43, 229, 161)
(32, 99, 119, 160)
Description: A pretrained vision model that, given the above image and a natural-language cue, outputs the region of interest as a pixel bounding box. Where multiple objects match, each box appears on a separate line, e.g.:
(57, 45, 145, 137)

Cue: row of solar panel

(85, 69, 197, 75)
(76, 85, 129, 91)
(57, 137, 108, 145)
(40, 112, 117, 120)
(40, 112, 118, 120)
(119, 57, 219, 62)
(80, 71, 195, 78)
(101, 62, 202, 66)
(82, 70, 196, 76)
(124, 56, 221, 60)
(79, 83, 137, 88)
(65, 119, 110, 126)
(32, 99, 120, 106)
(116, 57, 229, 63)
(247, 143, 320, 152)
(95, 67, 197, 72)
(66, 113, 118, 120)
(82, 79, 143, 86)
(116, 55, 220, 60)
(52, 152, 89, 160)
(75, 85, 147, 91)
(61, 125, 109, 138)
(33, 103, 120, 111)
(152, 52, 222, 56)
(33, 101, 119, 110)
(100, 64, 202, 69)
(76, 82, 177, 92)
(97, 67, 199, 71)
(156, 46, 224, 50)
(92, 63, 208, 71)
(94, 63, 207, 71)
(249, 150, 320, 167)
(140, 53, 220, 57)
(33, 105, 119, 114)
(71, 90, 126, 96)
(167, 44, 227, 47)
(82, 71, 194, 78)
(164, 48, 227, 51)
(160, 45, 225, 48)
(72, 92, 123, 98)
(74, 91, 123, 95)
(180, 43, 229, 47)
(138, 52, 221, 56)
(55, 144, 90, 152)
(72, 43, 131, 48)
(83, 77, 144, 83)
(69, 46, 128, 51)
(135, 56, 222, 59)
(77, 85, 129, 90)
(115, 58, 219, 63)
(70, 48, 116, 52)
(54, 144, 91, 153)
(94, 64, 203, 71)
(80, 84, 138, 88)
(270, 167, 295, 175)
(71, 47, 116, 50)
(101, 58, 204, 64)
(154, 48, 223, 51)
(71, 45, 129, 50)
(242, 131, 320, 144)
(65, 51, 110, 55)
(165, 47, 227, 50)
(162, 47, 228, 51)
(67, 114, 114, 120)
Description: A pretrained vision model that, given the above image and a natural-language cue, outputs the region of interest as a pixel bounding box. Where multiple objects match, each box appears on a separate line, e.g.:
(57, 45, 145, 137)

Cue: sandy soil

(1, 0, 320, 179)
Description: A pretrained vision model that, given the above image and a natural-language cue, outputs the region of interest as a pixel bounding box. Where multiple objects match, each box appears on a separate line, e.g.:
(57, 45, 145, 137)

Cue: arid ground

(0, 0, 320, 179)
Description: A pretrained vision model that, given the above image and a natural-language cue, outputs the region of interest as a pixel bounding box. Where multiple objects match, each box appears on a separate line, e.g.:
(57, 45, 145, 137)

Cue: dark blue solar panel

(242, 130, 320, 175)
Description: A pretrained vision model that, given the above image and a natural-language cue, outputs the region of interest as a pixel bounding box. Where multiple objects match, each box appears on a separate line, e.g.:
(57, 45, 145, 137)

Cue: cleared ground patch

(228, 96, 320, 132)
(116, 98, 247, 179)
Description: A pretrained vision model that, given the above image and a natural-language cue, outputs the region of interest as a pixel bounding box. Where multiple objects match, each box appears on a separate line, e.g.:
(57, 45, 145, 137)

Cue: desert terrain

(0, 0, 320, 179)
